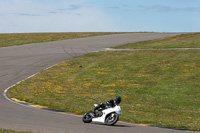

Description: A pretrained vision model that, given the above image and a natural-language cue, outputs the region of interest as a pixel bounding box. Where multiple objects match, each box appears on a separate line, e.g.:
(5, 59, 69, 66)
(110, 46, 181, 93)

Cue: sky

(0, 0, 200, 33)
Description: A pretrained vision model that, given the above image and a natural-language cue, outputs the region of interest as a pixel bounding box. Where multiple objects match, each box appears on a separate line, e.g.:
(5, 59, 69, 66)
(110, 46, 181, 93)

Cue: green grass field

(0, 32, 123, 48)
(7, 33, 200, 131)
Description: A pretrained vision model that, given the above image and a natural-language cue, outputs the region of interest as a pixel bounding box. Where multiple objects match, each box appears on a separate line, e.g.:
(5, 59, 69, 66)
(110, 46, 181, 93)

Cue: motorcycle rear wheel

(105, 113, 119, 126)
(82, 112, 93, 123)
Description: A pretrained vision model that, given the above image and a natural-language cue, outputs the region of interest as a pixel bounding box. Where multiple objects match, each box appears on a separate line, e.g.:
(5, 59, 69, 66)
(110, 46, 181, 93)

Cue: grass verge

(0, 32, 124, 48)
(114, 32, 200, 49)
(0, 129, 36, 133)
(7, 33, 200, 131)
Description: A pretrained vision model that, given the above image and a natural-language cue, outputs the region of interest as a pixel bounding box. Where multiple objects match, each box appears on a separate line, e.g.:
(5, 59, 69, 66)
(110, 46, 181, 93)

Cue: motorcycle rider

(92, 96, 121, 114)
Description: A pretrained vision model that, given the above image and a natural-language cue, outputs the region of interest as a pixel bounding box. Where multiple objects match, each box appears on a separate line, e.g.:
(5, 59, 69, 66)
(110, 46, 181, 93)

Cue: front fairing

(114, 105, 122, 115)
(102, 105, 122, 115)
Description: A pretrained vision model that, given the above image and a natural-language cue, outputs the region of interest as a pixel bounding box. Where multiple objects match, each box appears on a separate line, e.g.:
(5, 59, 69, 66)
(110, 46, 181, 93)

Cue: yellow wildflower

(97, 72, 108, 75)
(129, 110, 144, 113)
(102, 84, 116, 87)
(83, 83, 93, 87)
(141, 74, 152, 77)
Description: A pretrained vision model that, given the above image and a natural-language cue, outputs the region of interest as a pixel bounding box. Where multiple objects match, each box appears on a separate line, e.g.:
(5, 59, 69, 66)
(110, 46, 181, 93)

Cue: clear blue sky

(0, 0, 200, 33)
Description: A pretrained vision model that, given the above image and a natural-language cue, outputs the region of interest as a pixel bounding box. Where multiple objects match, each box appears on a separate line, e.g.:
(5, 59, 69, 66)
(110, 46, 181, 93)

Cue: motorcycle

(82, 104, 122, 125)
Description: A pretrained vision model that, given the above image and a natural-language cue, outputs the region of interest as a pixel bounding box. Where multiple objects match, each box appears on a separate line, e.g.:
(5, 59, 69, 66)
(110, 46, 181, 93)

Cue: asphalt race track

(0, 33, 190, 133)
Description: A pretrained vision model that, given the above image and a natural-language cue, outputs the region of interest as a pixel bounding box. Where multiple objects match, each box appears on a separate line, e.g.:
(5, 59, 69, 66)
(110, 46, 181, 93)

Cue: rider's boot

(89, 111, 95, 117)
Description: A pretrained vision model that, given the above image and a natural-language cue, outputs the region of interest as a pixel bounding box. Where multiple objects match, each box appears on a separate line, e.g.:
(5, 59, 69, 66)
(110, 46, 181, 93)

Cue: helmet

(115, 96, 121, 105)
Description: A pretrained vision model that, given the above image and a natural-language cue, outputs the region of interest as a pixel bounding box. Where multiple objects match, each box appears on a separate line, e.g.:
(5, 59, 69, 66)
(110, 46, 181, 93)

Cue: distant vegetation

(0, 32, 124, 48)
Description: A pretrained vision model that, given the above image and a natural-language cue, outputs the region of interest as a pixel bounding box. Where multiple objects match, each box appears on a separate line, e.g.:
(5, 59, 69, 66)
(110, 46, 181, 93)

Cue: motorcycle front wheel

(105, 113, 119, 126)
(82, 112, 93, 123)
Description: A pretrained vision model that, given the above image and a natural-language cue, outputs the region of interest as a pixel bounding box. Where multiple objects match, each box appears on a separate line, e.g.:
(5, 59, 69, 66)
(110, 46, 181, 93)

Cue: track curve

(0, 33, 189, 133)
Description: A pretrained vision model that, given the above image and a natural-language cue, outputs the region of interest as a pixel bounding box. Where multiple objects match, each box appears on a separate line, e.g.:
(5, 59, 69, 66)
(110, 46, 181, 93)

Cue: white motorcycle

(82, 104, 122, 125)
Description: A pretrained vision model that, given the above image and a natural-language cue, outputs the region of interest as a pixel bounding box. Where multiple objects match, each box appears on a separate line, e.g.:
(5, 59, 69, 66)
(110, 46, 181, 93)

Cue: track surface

(0, 33, 189, 133)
